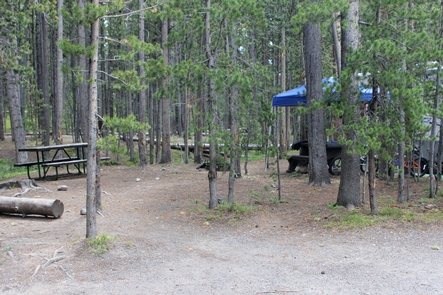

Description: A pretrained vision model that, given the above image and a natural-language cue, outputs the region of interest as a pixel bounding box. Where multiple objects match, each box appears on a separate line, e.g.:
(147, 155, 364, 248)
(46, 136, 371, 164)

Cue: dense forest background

(2, 1, 443, 215)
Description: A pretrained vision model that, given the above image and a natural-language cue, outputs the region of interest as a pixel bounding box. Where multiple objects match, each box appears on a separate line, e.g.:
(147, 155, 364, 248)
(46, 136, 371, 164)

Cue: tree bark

(2, 27, 28, 163)
(303, 21, 330, 186)
(228, 28, 240, 205)
(149, 86, 155, 164)
(331, 13, 341, 78)
(35, 11, 50, 147)
(138, 0, 148, 167)
(86, 0, 99, 238)
(0, 197, 64, 218)
(184, 75, 190, 164)
(194, 85, 204, 164)
(368, 80, 379, 214)
(159, 18, 171, 164)
(279, 27, 288, 156)
(336, 0, 362, 209)
(205, 0, 218, 209)
(78, 0, 89, 143)
(54, 0, 64, 145)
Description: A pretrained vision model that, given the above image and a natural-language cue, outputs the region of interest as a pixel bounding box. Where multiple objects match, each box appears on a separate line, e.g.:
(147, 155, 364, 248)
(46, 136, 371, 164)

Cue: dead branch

(29, 246, 67, 279)
(52, 246, 64, 258)
(42, 255, 65, 268)
(30, 265, 41, 279)
(57, 265, 76, 281)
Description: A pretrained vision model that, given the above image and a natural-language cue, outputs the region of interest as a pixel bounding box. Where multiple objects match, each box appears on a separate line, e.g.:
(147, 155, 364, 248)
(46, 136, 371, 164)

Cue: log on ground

(0, 197, 64, 218)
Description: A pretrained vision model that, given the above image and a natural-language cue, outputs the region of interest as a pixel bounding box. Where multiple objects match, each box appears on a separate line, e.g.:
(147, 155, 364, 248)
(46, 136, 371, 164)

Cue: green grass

(191, 201, 255, 223)
(242, 150, 266, 162)
(87, 233, 116, 255)
(321, 199, 443, 229)
(378, 206, 417, 221)
(423, 210, 443, 223)
(324, 209, 385, 229)
(0, 158, 33, 180)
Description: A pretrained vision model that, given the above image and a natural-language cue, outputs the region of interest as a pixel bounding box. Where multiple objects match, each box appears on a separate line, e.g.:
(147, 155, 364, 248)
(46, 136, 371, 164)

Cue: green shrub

(87, 233, 116, 255)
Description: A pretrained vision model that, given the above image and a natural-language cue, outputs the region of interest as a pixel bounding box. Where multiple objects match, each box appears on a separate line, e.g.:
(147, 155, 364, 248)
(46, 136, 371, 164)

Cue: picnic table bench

(15, 143, 109, 180)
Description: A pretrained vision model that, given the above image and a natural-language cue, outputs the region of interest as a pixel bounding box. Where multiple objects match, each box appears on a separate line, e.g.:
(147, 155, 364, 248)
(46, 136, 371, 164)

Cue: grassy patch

(247, 189, 264, 205)
(0, 158, 32, 180)
(324, 209, 385, 229)
(87, 233, 116, 255)
(191, 201, 255, 223)
(242, 150, 266, 162)
(321, 196, 443, 229)
(422, 210, 443, 223)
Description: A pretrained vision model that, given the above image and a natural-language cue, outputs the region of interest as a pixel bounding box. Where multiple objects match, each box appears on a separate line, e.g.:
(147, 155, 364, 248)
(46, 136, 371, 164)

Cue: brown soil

(1, 137, 442, 295)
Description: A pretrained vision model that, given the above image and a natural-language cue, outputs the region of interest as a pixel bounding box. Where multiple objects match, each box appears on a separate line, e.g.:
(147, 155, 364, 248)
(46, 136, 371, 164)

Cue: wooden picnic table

(16, 143, 88, 180)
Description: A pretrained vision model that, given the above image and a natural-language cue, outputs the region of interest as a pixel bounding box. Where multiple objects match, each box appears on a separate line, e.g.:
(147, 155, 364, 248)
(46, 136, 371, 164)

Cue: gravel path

(2, 218, 442, 295)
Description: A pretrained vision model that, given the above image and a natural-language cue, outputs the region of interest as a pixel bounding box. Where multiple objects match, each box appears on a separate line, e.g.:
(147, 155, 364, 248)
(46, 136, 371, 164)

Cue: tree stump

(0, 197, 64, 218)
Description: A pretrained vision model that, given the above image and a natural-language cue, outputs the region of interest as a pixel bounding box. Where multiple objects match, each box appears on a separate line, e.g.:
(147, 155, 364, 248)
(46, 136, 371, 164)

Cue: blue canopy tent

(272, 78, 374, 107)
(269, 78, 376, 176)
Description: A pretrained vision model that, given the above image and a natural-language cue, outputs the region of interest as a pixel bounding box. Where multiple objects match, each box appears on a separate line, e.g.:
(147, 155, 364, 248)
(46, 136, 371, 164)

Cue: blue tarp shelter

(272, 78, 373, 107)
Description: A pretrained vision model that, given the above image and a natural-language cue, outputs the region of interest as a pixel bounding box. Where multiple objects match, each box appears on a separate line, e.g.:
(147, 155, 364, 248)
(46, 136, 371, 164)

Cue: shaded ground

(0, 138, 442, 295)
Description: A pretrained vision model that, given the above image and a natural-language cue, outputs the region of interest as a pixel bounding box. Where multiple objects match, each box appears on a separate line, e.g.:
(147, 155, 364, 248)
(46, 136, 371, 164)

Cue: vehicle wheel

(405, 157, 427, 178)
(329, 157, 342, 176)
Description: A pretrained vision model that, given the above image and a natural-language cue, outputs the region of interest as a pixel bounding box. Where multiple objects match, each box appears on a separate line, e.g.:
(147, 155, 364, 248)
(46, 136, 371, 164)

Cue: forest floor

(0, 136, 443, 295)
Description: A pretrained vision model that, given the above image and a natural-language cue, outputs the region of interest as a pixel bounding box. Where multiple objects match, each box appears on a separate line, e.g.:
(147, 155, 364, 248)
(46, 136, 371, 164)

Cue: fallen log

(0, 196, 64, 218)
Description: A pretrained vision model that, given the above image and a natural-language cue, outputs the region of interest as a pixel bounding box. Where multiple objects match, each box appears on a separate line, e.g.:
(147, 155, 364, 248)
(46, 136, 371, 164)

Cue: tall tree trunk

(78, 0, 88, 143)
(159, 18, 171, 164)
(1, 29, 28, 163)
(54, 0, 64, 145)
(6, 68, 28, 163)
(184, 75, 190, 164)
(205, 0, 218, 209)
(228, 28, 240, 205)
(194, 85, 204, 164)
(331, 13, 341, 78)
(331, 12, 342, 140)
(336, 1, 362, 209)
(367, 7, 382, 214)
(86, 0, 99, 238)
(36, 12, 50, 147)
(138, 0, 148, 167)
(126, 91, 135, 162)
(368, 81, 379, 214)
(149, 86, 155, 164)
(279, 27, 287, 156)
(303, 20, 331, 186)
(435, 2, 443, 194)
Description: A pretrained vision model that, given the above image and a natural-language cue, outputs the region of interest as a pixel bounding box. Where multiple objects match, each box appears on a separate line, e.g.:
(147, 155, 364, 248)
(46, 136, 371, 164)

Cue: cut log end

(52, 200, 64, 218)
